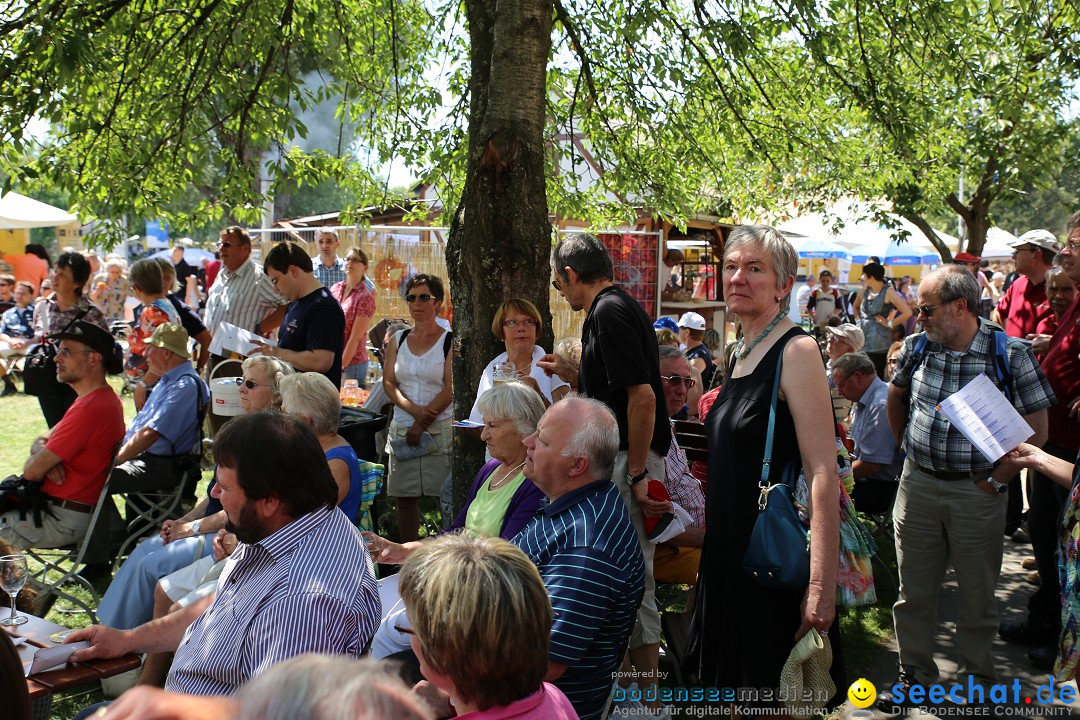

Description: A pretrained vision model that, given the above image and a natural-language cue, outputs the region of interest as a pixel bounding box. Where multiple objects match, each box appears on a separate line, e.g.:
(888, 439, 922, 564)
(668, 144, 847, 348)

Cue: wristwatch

(627, 470, 648, 486)
(191, 519, 202, 534)
(976, 477, 1008, 494)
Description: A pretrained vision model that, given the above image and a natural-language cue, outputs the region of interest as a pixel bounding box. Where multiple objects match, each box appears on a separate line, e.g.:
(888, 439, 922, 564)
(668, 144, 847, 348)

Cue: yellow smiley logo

(848, 678, 877, 709)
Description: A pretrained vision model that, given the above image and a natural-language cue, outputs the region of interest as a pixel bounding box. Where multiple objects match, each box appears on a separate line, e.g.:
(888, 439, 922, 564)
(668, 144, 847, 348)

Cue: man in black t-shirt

(538, 232, 672, 711)
(255, 242, 345, 387)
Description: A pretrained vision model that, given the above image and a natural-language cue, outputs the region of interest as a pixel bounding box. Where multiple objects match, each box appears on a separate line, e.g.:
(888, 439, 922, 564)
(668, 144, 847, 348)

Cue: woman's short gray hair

(279, 373, 342, 435)
(128, 257, 165, 295)
(241, 355, 295, 411)
(723, 225, 799, 311)
(476, 381, 546, 437)
(559, 395, 619, 481)
(236, 654, 432, 720)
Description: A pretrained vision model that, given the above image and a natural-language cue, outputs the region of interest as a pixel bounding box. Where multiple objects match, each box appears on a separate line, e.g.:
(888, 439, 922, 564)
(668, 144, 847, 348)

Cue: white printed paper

(936, 373, 1035, 463)
(451, 419, 484, 429)
(25, 641, 89, 676)
(207, 322, 275, 358)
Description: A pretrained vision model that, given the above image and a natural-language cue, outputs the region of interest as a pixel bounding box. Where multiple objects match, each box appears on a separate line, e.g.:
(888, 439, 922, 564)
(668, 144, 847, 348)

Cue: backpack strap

(398, 328, 452, 358)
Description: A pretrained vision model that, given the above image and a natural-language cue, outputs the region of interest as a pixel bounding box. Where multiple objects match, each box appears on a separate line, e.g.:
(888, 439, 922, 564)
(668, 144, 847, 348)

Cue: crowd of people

(1, 215, 1080, 720)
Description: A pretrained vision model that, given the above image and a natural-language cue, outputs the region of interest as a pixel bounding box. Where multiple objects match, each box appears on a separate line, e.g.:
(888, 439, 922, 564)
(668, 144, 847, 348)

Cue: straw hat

(779, 628, 835, 716)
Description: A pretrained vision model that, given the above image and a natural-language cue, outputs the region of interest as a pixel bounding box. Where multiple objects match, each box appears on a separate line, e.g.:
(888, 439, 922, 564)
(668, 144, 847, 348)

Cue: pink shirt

(330, 280, 376, 366)
(455, 684, 579, 720)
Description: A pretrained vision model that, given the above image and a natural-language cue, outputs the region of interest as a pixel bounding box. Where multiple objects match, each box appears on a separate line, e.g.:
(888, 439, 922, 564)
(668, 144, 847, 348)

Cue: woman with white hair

(90, 256, 131, 322)
(280, 372, 364, 523)
(685, 225, 845, 708)
(365, 381, 546, 563)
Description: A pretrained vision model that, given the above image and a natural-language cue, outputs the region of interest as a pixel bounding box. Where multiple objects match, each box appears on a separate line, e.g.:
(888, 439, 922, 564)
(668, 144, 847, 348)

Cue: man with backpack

(877, 265, 1054, 709)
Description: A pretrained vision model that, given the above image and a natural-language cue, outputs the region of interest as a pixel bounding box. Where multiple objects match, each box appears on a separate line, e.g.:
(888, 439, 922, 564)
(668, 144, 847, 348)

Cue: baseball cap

(825, 324, 865, 352)
(1008, 229, 1059, 252)
(653, 317, 679, 333)
(50, 320, 123, 374)
(146, 322, 190, 359)
(953, 252, 981, 263)
(677, 312, 707, 331)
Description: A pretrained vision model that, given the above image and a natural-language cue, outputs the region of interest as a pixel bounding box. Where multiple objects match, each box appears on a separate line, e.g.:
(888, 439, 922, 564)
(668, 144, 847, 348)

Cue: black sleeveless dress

(685, 327, 845, 703)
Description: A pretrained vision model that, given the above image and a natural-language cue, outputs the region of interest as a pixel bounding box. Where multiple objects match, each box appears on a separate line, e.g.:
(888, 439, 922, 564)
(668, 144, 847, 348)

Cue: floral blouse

(331, 280, 376, 367)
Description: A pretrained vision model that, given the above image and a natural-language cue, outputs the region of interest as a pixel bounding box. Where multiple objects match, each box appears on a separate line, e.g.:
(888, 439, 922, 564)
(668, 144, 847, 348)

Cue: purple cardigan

(448, 458, 545, 540)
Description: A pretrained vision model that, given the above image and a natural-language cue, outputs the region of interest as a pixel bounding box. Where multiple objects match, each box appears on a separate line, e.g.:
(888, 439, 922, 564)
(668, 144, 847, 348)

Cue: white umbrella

(0, 192, 78, 229)
(150, 247, 216, 265)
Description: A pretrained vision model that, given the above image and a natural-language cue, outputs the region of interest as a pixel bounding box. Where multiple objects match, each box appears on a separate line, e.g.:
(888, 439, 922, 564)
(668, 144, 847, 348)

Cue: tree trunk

(445, 0, 554, 512)
(903, 212, 954, 263)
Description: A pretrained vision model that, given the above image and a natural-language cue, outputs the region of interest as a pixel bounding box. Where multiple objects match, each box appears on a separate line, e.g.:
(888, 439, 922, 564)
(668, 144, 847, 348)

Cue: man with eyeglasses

(539, 232, 671, 712)
(1006, 213, 1080, 670)
(255, 241, 345, 388)
(203, 226, 286, 346)
(991, 229, 1058, 339)
(653, 345, 705, 586)
(0, 321, 124, 551)
(878, 265, 1053, 710)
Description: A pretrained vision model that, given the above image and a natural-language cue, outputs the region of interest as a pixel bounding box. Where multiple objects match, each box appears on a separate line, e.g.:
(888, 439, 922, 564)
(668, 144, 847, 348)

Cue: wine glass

(0, 554, 29, 626)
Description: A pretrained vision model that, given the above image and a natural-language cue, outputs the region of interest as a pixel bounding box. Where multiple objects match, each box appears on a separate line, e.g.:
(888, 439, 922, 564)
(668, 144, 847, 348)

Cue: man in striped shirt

(515, 396, 645, 720)
(203, 226, 286, 339)
(67, 412, 380, 697)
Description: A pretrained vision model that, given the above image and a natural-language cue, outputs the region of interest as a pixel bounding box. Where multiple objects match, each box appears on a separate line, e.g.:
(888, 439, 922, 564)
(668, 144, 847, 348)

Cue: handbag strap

(760, 348, 785, 489)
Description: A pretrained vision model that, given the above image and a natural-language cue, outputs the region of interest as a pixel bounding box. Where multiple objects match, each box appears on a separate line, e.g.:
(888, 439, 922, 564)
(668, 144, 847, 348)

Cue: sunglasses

(405, 293, 435, 303)
(551, 278, 562, 292)
(503, 319, 537, 328)
(661, 375, 696, 389)
(914, 304, 939, 317)
(235, 378, 269, 389)
(217, 240, 248, 249)
(394, 624, 415, 636)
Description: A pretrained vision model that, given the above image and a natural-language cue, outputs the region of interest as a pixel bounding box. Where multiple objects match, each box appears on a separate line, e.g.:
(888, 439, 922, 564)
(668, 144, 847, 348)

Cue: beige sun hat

(779, 628, 836, 716)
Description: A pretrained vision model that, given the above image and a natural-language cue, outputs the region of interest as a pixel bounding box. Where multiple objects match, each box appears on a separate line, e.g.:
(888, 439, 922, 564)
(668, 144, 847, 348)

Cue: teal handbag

(742, 350, 811, 591)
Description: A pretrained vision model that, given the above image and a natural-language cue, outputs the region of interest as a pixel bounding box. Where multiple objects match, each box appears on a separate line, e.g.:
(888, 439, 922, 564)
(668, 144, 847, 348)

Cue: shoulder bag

(23, 307, 90, 397)
(743, 350, 811, 591)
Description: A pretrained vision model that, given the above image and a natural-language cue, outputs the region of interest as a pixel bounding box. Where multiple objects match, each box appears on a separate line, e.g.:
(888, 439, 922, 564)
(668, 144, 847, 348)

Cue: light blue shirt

(124, 363, 209, 456)
(850, 376, 903, 482)
(312, 257, 347, 289)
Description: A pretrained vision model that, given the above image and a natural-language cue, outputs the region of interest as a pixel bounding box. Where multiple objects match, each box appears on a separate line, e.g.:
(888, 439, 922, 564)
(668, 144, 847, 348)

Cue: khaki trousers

(613, 450, 665, 648)
(892, 458, 1006, 683)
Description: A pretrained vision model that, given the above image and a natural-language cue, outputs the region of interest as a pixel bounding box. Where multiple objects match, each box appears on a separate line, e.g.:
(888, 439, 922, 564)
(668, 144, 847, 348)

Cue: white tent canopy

(0, 192, 78, 229)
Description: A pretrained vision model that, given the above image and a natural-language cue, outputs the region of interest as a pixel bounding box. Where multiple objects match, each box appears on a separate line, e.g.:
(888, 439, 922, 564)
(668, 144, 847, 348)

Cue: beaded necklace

(734, 310, 785, 360)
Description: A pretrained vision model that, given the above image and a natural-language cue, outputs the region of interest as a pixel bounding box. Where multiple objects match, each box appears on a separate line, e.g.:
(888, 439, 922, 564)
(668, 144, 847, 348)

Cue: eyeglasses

(551, 278, 562, 292)
(503, 319, 537, 328)
(914, 304, 939, 317)
(344, 257, 367, 264)
(1012, 246, 1038, 255)
(661, 375, 696, 389)
(217, 240, 248, 249)
(1064, 241, 1080, 252)
(56, 347, 92, 358)
(886, 357, 899, 366)
(235, 378, 269, 389)
(405, 293, 434, 303)
(394, 624, 415, 636)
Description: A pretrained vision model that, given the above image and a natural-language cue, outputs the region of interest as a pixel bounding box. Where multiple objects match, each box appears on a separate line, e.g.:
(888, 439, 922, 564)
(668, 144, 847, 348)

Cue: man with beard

(878, 265, 1053, 709)
(65, 412, 381, 697)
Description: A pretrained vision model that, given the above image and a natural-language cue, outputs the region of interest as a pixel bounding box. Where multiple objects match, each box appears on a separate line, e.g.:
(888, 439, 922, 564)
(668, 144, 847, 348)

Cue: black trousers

(1025, 442, 1073, 634)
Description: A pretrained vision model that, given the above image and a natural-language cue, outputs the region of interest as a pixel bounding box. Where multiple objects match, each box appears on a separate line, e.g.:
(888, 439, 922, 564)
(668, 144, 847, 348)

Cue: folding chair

(112, 458, 198, 571)
(656, 581, 693, 688)
(26, 445, 121, 622)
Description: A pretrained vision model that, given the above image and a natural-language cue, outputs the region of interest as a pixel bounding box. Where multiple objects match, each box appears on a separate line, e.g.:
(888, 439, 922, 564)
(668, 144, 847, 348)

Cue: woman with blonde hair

(399, 534, 577, 719)
(468, 298, 570, 424)
(280, 372, 364, 523)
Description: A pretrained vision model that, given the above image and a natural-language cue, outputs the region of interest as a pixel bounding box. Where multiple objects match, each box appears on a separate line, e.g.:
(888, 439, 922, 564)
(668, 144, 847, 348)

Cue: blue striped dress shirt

(513, 479, 645, 720)
(165, 505, 380, 696)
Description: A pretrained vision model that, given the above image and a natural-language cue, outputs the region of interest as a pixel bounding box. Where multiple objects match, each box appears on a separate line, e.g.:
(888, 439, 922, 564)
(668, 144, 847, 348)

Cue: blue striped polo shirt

(513, 479, 645, 720)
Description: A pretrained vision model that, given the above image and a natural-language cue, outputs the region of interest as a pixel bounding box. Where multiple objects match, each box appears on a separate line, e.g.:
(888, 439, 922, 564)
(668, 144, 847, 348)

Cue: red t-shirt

(997, 275, 1051, 338)
(1041, 296, 1080, 451)
(44, 386, 126, 504)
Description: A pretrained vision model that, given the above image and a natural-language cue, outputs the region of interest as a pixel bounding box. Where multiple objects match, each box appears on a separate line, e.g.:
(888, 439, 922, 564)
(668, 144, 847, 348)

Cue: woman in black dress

(686, 225, 845, 706)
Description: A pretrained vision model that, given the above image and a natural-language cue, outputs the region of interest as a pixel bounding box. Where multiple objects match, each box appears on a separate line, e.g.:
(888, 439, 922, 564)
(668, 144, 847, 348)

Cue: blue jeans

(96, 532, 216, 629)
(342, 362, 369, 388)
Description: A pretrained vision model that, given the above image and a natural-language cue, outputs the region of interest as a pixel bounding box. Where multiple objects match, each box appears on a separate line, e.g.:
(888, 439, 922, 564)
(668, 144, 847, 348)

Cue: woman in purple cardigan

(365, 381, 546, 561)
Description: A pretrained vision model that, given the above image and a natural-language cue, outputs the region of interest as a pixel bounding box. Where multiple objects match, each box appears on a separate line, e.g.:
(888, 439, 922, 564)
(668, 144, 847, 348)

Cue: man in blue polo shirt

(515, 396, 645, 720)
(256, 241, 345, 388)
(109, 323, 209, 520)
